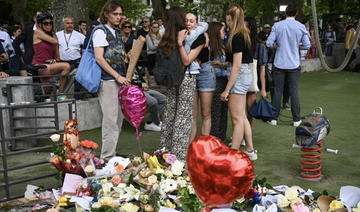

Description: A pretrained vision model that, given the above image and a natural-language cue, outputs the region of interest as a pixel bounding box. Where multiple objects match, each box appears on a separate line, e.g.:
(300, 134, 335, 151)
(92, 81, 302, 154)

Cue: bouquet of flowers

(49, 119, 104, 176)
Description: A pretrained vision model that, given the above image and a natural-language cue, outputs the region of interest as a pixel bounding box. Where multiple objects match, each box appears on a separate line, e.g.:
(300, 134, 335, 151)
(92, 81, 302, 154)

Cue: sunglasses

(42, 21, 53, 26)
(122, 26, 131, 29)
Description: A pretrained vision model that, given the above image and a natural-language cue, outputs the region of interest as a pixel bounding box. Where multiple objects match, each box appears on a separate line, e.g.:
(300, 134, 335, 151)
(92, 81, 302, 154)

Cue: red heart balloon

(187, 135, 255, 207)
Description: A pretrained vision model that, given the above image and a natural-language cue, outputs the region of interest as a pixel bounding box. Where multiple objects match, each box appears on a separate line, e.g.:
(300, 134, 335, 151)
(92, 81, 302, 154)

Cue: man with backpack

(92, 0, 130, 160)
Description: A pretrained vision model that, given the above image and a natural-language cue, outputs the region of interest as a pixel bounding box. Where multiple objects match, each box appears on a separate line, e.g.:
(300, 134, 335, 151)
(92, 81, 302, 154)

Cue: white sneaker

(293, 120, 302, 127)
(144, 122, 161, 132)
(245, 150, 258, 161)
(267, 120, 277, 126)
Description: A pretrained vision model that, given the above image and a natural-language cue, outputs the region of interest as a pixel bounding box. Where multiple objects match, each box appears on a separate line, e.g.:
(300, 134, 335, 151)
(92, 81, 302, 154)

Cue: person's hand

(45, 59, 56, 64)
(177, 29, 188, 46)
(260, 89, 267, 98)
(0, 53, 9, 63)
(220, 90, 229, 101)
(142, 82, 149, 91)
(116, 75, 130, 85)
(0, 72, 10, 78)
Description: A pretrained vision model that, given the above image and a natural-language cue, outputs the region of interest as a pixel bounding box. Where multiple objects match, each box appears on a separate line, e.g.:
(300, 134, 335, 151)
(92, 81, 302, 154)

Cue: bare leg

(229, 93, 254, 151)
(190, 92, 198, 142)
(48, 62, 70, 93)
(199, 91, 213, 135)
(246, 93, 256, 126)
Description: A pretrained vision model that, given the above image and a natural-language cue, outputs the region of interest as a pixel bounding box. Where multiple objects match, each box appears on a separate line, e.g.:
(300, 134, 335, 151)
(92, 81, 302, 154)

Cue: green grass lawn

(1, 71, 360, 201)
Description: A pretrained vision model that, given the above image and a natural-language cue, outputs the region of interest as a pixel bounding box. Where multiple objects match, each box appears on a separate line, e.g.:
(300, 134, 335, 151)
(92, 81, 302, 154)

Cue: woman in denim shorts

(220, 6, 257, 161)
(186, 13, 216, 141)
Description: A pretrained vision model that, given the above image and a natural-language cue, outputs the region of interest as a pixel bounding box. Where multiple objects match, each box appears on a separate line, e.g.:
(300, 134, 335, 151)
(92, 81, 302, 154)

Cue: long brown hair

(149, 21, 161, 40)
(99, 0, 124, 24)
(208, 22, 224, 58)
(157, 7, 186, 57)
(226, 6, 251, 52)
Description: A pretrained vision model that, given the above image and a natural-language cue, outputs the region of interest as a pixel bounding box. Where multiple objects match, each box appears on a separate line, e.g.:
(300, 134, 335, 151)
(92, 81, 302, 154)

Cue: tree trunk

(151, 0, 167, 20)
(49, 0, 89, 32)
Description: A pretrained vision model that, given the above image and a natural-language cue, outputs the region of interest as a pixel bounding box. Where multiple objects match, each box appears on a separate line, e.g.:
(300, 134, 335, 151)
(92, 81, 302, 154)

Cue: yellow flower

(285, 188, 299, 201)
(312, 208, 321, 212)
(329, 200, 344, 211)
(164, 199, 176, 209)
(58, 196, 68, 207)
(353, 208, 360, 212)
(147, 156, 165, 169)
(120, 203, 140, 212)
(101, 178, 107, 184)
(277, 195, 290, 208)
(290, 197, 303, 206)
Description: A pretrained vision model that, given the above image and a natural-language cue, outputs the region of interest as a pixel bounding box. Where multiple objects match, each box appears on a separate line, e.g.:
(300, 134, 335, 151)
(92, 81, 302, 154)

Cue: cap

(264, 24, 271, 28)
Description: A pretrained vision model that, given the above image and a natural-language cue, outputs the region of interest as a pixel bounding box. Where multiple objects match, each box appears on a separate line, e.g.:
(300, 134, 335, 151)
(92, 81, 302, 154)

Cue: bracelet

(178, 45, 183, 48)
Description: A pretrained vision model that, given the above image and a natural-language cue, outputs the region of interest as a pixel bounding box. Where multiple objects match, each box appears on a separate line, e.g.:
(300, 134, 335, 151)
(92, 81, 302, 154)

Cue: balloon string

(136, 127, 143, 158)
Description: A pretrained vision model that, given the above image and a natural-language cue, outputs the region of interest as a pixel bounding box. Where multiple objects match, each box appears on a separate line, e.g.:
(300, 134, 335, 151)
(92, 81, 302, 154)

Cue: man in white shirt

(56, 16, 85, 66)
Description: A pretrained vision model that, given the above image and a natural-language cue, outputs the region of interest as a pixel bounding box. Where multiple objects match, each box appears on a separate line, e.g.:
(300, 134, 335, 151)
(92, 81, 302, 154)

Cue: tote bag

(75, 25, 105, 93)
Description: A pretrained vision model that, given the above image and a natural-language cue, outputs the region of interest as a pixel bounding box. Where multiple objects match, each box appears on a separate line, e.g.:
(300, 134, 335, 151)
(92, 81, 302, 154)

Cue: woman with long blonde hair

(220, 6, 257, 160)
(146, 21, 162, 73)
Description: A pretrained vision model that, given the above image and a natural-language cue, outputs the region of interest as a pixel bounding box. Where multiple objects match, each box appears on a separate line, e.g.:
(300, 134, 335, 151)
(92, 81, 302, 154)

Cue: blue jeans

(144, 89, 166, 125)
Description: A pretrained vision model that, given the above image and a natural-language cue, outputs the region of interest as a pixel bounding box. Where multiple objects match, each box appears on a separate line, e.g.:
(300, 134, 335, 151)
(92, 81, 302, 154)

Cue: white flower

(171, 160, 184, 176)
(187, 185, 195, 194)
(156, 168, 165, 175)
(176, 177, 187, 188)
(117, 183, 127, 189)
(50, 134, 60, 142)
(121, 185, 141, 202)
(92, 202, 101, 208)
(160, 179, 178, 193)
(285, 188, 299, 201)
(120, 202, 139, 212)
(164, 170, 174, 178)
(277, 195, 290, 208)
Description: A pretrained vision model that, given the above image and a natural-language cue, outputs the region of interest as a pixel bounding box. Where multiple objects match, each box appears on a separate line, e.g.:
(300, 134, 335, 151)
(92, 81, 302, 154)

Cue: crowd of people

(1, 0, 359, 162)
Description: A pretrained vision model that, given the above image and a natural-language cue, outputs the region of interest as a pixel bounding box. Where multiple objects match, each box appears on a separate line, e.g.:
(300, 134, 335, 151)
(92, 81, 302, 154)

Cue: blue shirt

(266, 17, 311, 69)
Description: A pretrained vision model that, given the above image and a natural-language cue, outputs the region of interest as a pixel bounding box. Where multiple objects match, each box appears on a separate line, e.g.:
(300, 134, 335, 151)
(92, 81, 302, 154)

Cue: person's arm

(220, 52, 243, 101)
(185, 22, 208, 45)
(260, 66, 267, 98)
(177, 29, 203, 66)
(34, 29, 58, 45)
(94, 47, 129, 85)
(0, 53, 8, 63)
(266, 25, 276, 48)
(0, 71, 10, 78)
(302, 27, 311, 49)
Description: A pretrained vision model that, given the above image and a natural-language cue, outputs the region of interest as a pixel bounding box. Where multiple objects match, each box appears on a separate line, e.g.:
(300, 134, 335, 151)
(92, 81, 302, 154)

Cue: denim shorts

(196, 61, 216, 92)
(229, 64, 252, 95)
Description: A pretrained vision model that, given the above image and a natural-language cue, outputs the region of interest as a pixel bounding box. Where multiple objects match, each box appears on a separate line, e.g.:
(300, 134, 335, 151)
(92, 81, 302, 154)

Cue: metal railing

(0, 80, 77, 202)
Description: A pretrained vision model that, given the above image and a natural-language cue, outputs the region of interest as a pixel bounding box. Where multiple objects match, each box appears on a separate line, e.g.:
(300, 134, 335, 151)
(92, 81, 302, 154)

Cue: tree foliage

(89, 0, 151, 22)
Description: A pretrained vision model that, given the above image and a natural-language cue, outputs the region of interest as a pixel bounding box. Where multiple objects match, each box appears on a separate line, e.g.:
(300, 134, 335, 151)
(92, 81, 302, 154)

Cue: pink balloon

(119, 85, 147, 139)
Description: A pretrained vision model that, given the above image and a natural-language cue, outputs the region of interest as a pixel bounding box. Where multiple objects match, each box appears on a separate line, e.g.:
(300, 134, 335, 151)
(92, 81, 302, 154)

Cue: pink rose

(291, 202, 310, 212)
(111, 175, 122, 185)
(163, 154, 177, 164)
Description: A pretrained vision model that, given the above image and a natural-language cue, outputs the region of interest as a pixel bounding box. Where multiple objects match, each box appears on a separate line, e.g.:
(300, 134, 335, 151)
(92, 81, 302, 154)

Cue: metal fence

(0, 81, 77, 202)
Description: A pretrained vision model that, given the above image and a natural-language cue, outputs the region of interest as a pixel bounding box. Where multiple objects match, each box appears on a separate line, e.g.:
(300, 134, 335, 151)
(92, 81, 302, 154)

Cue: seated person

(32, 12, 70, 96)
(0, 41, 10, 78)
(130, 65, 165, 132)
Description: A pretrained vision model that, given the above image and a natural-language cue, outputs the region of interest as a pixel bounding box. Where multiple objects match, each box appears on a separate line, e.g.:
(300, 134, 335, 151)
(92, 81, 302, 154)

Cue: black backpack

(153, 48, 185, 88)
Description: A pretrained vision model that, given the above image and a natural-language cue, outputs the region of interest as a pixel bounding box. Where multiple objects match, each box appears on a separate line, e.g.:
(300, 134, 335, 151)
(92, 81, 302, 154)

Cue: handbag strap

(85, 24, 106, 51)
